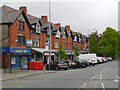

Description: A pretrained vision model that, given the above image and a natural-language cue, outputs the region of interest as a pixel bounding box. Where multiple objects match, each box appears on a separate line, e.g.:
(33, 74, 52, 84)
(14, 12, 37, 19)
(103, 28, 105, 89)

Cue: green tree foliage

(89, 33, 99, 54)
(58, 43, 67, 61)
(99, 27, 118, 58)
(74, 46, 80, 57)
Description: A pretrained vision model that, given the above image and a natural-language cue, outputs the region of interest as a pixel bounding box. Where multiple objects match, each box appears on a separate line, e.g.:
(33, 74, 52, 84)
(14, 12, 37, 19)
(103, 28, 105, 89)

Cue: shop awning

(31, 48, 47, 53)
(31, 48, 58, 54)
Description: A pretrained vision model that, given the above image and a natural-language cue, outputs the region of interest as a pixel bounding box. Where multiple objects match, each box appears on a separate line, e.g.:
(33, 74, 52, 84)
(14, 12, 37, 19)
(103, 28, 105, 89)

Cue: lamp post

(49, 0, 51, 70)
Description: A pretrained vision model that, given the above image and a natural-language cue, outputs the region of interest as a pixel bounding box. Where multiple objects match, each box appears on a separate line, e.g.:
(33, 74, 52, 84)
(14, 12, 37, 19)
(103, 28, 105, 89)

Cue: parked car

(79, 60, 88, 67)
(108, 57, 112, 61)
(46, 61, 68, 70)
(97, 57, 103, 64)
(74, 60, 81, 68)
(63, 60, 77, 69)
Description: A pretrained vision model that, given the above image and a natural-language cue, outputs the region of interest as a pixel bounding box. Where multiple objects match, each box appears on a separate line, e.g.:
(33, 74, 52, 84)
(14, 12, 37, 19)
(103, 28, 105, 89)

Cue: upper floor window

(69, 43, 71, 49)
(19, 21, 24, 31)
(74, 36, 77, 41)
(47, 29, 50, 36)
(34, 38, 36, 46)
(17, 35, 21, 45)
(55, 42, 59, 48)
(22, 36, 25, 45)
(79, 37, 81, 43)
(56, 30, 60, 38)
(63, 42, 66, 49)
(36, 39, 40, 47)
(36, 23, 41, 34)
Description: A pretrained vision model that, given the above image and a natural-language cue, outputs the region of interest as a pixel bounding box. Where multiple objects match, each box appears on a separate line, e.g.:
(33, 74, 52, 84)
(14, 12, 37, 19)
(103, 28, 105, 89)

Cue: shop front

(2, 48, 31, 71)
(43, 52, 55, 64)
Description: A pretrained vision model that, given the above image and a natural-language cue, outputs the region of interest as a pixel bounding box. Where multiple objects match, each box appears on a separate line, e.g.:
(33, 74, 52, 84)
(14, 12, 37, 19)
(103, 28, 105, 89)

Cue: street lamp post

(49, 0, 51, 70)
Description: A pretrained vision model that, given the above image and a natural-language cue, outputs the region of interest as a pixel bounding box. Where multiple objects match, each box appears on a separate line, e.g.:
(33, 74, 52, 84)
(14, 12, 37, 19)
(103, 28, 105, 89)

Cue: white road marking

(90, 75, 97, 80)
(101, 83, 105, 90)
(81, 82, 87, 88)
(100, 75, 102, 80)
(114, 79, 119, 82)
(116, 76, 120, 79)
(100, 71, 103, 74)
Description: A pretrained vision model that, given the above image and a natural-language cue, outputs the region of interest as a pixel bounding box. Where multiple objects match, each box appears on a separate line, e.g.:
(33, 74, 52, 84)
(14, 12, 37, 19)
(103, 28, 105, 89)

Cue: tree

(74, 46, 80, 59)
(89, 33, 99, 54)
(99, 27, 119, 58)
(57, 43, 67, 61)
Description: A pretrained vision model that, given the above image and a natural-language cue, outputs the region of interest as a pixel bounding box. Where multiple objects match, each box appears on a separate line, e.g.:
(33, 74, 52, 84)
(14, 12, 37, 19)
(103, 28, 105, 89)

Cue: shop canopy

(31, 48, 57, 54)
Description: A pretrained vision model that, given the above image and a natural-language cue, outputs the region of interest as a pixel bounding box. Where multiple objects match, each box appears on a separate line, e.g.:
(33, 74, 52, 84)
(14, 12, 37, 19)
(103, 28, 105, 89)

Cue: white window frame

(34, 38, 36, 46)
(55, 42, 59, 48)
(36, 39, 40, 47)
(36, 23, 41, 34)
(74, 36, 77, 41)
(79, 37, 81, 43)
(56, 30, 60, 38)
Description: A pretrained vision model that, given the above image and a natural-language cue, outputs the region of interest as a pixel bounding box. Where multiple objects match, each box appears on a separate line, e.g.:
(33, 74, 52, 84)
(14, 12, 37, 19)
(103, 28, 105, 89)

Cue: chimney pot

(41, 16, 48, 23)
(19, 6, 27, 14)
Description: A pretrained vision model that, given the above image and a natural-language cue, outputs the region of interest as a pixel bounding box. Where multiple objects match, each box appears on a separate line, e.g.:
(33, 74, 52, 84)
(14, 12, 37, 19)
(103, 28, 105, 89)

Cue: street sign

(27, 39, 32, 46)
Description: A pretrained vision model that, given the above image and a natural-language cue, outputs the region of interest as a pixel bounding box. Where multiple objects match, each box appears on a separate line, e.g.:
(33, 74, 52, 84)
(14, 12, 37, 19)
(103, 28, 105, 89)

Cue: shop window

(19, 21, 24, 31)
(11, 57, 16, 64)
(34, 38, 36, 46)
(21, 56, 28, 69)
(22, 36, 25, 45)
(17, 35, 21, 45)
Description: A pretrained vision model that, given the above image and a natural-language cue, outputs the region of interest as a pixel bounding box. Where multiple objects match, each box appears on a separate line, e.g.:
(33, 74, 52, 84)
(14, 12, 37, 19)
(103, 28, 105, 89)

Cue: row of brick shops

(1, 5, 88, 71)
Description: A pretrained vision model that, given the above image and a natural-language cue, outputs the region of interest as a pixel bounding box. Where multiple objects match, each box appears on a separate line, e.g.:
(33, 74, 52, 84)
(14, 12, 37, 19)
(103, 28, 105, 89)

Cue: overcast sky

(0, 0, 119, 35)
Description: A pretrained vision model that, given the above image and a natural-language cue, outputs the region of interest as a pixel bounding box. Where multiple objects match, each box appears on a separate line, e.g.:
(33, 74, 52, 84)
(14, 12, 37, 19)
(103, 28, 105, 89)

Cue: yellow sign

(15, 50, 27, 53)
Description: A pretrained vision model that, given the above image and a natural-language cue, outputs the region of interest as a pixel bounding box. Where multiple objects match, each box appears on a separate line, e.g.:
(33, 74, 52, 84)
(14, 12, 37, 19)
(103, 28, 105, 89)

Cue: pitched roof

(27, 14, 40, 24)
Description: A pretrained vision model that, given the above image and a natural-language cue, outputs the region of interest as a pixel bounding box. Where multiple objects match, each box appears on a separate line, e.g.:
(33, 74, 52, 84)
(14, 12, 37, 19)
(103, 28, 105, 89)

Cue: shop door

(21, 56, 28, 69)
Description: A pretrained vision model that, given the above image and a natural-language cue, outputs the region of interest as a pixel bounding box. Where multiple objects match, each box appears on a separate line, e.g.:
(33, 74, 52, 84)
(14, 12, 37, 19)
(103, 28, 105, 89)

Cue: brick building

(1, 5, 88, 69)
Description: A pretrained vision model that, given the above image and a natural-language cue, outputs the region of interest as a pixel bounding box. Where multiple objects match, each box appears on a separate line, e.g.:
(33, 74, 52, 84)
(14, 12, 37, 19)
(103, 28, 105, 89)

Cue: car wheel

(65, 68, 67, 70)
(56, 66, 59, 71)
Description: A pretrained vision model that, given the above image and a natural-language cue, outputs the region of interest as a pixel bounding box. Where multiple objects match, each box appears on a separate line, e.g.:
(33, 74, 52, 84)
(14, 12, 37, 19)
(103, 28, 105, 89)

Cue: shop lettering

(15, 50, 28, 53)
(2, 49, 5, 51)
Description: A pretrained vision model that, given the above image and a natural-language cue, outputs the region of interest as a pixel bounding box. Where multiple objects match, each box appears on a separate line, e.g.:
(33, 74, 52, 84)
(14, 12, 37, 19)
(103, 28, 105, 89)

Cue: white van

(77, 54, 98, 66)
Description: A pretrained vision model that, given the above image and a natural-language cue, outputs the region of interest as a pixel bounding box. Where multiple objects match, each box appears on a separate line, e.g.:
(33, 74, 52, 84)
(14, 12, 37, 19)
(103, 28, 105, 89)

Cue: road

(2, 61, 119, 89)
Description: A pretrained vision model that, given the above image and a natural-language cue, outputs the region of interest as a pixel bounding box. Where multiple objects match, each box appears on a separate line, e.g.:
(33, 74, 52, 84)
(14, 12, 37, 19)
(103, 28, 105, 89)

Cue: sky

(0, 0, 119, 35)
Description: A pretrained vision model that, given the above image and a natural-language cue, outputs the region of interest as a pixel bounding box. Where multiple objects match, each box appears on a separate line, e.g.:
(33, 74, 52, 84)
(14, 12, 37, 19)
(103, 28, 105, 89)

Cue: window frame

(19, 21, 24, 31)
(22, 36, 25, 45)
(34, 38, 36, 46)
(17, 35, 21, 45)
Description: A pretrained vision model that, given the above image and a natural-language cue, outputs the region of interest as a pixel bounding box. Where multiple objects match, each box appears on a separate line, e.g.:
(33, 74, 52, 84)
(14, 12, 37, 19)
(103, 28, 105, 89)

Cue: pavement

(1, 60, 119, 89)
(1, 67, 56, 81)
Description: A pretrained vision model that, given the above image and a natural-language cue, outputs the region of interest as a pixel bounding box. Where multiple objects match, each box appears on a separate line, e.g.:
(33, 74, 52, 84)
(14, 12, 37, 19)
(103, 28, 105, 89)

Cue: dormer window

(32, 25, 35, 28)
(63, 31, 65, 40)
(47, 29, 49, 36)
(36, 23, 41, 34)
(74, 36, 77, 41)
(79, 37, 81, 43)
(56, 30, 60, 38)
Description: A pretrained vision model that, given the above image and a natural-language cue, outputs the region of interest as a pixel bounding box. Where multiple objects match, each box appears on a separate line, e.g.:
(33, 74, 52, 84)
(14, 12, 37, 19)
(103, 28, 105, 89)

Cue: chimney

(65, 25, 70, 30)
(41, 16, 48, 22)
(19, 6, 27, 14)
(55, 23, 61, 26)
